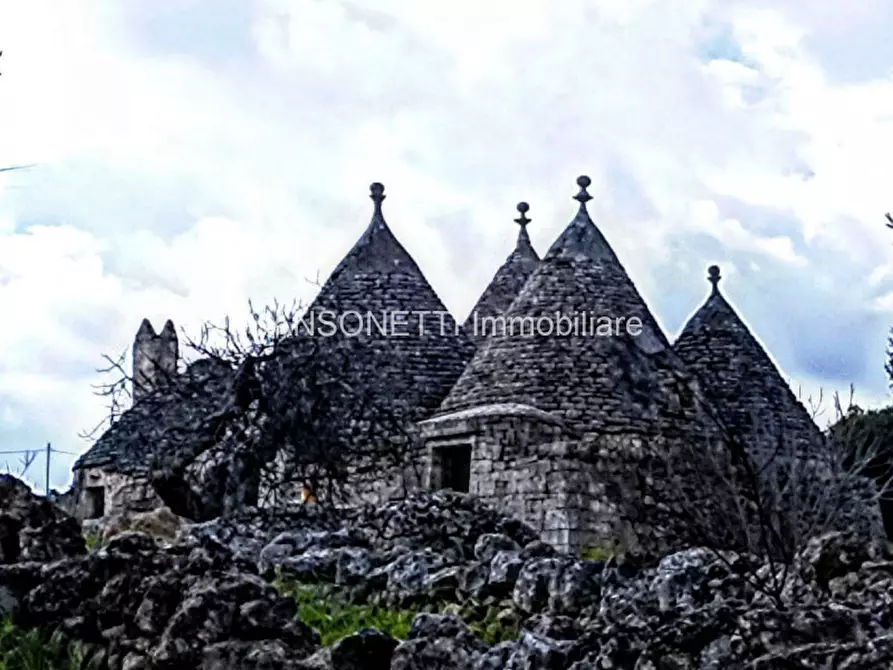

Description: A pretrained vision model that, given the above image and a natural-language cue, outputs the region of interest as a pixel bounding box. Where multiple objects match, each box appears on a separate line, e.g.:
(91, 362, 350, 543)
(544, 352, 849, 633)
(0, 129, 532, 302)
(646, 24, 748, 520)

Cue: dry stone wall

(420, 405, 608, 554)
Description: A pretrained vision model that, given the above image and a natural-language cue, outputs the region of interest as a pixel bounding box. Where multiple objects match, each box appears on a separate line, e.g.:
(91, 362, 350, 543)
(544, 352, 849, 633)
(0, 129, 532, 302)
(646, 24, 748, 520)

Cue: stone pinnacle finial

(135, 318, 156, 341)
(160, 319, 177, 340)
(514, 202, 531, 228)
(708, 265, 721, 295)
(573, 175, 592, 204)
(370, 182, 386, 218)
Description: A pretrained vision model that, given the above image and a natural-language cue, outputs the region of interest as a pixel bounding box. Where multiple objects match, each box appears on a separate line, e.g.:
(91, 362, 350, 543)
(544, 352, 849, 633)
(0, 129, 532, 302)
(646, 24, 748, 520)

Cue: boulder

(102, 506, 185, 543)
(3, 531, 319, 669)
(0, 474, 85, 563)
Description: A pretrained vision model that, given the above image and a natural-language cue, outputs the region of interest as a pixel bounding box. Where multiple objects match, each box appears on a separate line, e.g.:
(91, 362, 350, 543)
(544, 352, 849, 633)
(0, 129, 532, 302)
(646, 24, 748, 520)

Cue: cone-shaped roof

(438, 176, 696, 431)
(463, 202, 540, 345)
(303, 183, 474, 418)
(673, 265, 824, 458)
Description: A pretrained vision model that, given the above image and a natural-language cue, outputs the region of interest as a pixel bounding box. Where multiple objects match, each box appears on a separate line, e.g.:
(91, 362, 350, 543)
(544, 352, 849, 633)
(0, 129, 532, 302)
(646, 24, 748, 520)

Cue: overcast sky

(0, 0, 892, 492)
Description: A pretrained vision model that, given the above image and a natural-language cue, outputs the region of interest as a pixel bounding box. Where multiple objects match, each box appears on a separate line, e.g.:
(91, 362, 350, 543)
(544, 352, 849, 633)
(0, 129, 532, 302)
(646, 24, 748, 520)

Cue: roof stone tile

(673, 265, 825, 459)
(463, 202, 540, 345)
(438, 176, 699, 432)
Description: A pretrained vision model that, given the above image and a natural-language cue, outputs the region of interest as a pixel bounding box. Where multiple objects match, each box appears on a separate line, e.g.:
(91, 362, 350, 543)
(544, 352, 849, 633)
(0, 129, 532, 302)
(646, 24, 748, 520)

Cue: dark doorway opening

(0, 519, 20, 563)
(85, 486, 105, 519)
(437, 445, 471, 493)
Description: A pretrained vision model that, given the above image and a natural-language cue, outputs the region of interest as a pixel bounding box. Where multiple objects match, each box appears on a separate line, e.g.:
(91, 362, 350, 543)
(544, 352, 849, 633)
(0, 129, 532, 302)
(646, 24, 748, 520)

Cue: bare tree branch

(84, 286, 422, 522)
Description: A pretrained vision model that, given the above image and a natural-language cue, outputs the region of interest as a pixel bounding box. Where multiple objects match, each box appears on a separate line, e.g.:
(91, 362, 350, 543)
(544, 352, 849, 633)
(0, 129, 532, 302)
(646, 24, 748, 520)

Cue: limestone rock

(5, 531, 319, 669)
(0, 474, 85, 563)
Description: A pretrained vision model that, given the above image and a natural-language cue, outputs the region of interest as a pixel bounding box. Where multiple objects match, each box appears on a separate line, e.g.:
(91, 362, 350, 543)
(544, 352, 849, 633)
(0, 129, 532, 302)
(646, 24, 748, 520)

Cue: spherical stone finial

(573, 175, 593, 204)
(514, 201, 531, 227)
(370, 182, 385, 203)
(708, 265, 721, 294)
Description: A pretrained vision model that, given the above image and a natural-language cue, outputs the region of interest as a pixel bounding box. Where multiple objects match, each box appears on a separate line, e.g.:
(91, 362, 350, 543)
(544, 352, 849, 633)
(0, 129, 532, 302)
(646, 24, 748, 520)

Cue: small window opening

(436, 445, 472, 493)
(85, 486, 105, 519)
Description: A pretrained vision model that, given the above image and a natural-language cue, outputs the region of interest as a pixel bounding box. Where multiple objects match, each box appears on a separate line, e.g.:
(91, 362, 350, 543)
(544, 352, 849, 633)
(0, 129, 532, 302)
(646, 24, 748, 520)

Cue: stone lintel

(420, 402, 564, 429)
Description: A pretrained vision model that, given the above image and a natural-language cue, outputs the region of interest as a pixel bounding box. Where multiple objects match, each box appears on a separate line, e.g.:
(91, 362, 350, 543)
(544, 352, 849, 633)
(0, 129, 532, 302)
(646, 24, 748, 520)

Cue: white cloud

(0, 0, 891, 489)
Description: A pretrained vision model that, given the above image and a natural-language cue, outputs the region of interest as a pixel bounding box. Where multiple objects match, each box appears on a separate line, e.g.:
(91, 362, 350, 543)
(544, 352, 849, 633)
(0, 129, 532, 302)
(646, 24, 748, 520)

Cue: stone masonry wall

(421, 403, 763, 558)
(132, 319, 179, 403)
(259, 442, 422, 508)
(420, 405, 602, 553)
(73, 467, 163, 521)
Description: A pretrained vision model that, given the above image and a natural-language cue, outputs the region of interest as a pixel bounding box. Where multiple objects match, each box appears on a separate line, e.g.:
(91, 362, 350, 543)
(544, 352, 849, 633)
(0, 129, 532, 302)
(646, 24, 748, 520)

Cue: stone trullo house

(70, 319, 180, 520)
(70, 176, 881, 554)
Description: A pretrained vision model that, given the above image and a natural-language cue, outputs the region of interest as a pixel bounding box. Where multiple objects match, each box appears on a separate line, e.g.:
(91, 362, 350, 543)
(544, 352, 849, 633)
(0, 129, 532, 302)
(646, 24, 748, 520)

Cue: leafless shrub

(84, 290, 421, 521)
(79, 349, 132, 440)
(0, 449, 39, 481)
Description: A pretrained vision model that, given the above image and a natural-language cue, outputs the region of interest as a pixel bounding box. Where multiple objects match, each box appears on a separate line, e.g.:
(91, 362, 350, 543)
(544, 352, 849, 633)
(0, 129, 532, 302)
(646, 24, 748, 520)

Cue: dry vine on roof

(83, 295, 420, 521)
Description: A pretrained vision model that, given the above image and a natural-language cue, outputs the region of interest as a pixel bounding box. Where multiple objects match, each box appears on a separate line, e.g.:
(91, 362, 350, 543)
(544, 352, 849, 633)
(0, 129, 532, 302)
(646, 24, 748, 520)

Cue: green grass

(0, 620, 95, 670)
(82, 530, 102, 552)
(464, 605, 519, 646)
(579, 538, 626, 562)
(277, 580, 416, 646)
(275, 578, 520, 647)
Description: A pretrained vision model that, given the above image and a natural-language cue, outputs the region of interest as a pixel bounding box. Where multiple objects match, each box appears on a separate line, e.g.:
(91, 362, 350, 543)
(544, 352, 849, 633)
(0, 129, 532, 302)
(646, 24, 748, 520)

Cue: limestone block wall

(420, 404, 610, 554)
(259, 444, 422, 508)
(576, 429, 887, 559)
(420, 404, 753, 557)
(73, 467, 163, 521)
(132, 319, 178, 403)
(479, 440, 629, 553)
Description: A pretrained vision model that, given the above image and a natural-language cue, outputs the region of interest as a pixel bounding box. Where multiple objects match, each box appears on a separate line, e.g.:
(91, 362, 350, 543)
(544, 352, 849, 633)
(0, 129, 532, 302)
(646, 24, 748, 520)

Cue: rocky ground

(0, 478, 892, 669)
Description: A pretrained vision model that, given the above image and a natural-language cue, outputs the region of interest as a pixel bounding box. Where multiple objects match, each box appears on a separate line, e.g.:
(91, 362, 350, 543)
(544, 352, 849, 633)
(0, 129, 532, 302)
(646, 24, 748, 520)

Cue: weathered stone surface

(438, 178, 688, 431)
(463, 203, 540, 346)
(329, 628, 398, 670)
(391, 614, 488, 670)
(0, 474, 85, 563)
(73, 357, 234, 477)
(674, 267, 884, 540)
(100, 506, 185, 543)
(2, 492, 893, 669)
(474, 533, 522, 563)
(675, 267, 824, 463)
(3, 531, 319, 669)
(299, 182, 475, 424)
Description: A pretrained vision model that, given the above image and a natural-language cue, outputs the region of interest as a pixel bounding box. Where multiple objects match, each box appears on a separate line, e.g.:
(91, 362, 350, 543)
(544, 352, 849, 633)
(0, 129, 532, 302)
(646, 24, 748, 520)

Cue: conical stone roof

(463, 202, 540, 345)
(301, 183, 474, 418)
(438, 176, 701, 432)
(673, 265, 824, 459)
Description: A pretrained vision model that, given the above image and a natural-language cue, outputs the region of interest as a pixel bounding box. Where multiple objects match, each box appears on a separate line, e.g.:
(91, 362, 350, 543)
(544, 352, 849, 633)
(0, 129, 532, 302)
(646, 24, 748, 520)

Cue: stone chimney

(132, 318, 179, 402)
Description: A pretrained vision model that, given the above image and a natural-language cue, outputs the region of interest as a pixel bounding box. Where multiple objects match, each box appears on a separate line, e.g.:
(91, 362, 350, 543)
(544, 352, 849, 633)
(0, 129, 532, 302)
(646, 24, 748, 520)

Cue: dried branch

(85, 286, 421, 522)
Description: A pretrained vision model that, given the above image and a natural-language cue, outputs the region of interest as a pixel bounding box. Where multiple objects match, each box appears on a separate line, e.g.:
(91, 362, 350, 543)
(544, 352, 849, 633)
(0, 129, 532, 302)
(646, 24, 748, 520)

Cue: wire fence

(0, 443, 78, 495)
